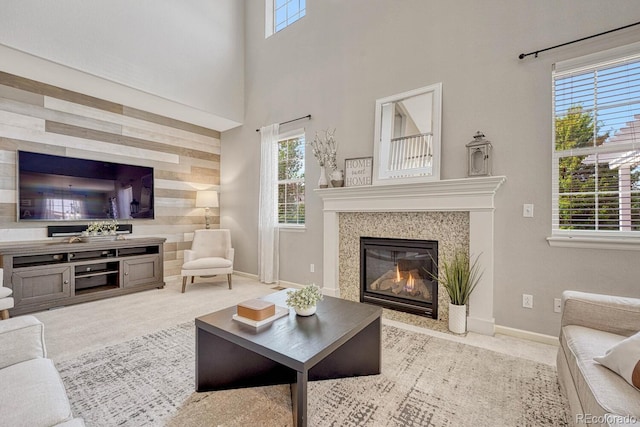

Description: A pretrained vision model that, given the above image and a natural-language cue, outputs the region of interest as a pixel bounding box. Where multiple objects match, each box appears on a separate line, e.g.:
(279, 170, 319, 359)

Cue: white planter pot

(448, 303, 467, 334)
(318, 166, 328, 188)
(294, 305, 317, 316)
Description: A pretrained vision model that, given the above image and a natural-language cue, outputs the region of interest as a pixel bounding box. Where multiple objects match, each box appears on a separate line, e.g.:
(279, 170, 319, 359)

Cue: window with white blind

(552, 43, 640, 241)
(265, 0, 306, 38)
(277, 131, 305, 226)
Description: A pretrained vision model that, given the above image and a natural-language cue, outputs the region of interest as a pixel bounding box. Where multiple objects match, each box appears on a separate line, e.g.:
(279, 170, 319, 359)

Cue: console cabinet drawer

(12, 265, 72, 306)
(123, 256, 160, 288)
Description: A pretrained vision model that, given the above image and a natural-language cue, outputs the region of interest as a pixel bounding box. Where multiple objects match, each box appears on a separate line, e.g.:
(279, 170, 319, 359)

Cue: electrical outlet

(522, 294, 533, 309)
(310, 263, 315, 273)
(523, 204, 534, 218)
(554, 298, 562, 313)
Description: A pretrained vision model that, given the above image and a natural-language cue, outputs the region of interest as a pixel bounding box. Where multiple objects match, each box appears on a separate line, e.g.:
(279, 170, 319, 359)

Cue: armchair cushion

(0, 296, 13, 311)
(0, 286, 11, 298)
(183, 257, 233, 270)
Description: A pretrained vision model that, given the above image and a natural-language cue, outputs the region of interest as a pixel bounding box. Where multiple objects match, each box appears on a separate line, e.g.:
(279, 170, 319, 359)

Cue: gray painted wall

(222, 0, 640, 336)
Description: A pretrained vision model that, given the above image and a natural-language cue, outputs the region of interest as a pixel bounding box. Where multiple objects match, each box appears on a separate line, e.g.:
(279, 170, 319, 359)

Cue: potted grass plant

(431, 250, 483, 334)
(286, 284, 324, 316)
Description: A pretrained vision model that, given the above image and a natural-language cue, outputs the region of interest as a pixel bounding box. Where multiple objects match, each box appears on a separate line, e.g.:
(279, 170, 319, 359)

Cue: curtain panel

(258, 124, 280, 283)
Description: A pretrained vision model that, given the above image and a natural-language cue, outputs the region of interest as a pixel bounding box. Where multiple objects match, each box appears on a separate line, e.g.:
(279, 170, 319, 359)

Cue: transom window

(277, 132, 305, 226)
(266, 0, 306, 37)
(552, 43, 640, 237)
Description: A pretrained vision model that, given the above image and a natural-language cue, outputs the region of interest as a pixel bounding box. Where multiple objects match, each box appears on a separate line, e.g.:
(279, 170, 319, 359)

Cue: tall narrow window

(552, 43, 640, 238)
(266, 0, 306, 37)
(277, 131, 305, 226)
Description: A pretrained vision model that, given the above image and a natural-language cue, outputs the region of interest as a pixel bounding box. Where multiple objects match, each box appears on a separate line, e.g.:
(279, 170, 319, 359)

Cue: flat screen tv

(17, 151, 154, 221)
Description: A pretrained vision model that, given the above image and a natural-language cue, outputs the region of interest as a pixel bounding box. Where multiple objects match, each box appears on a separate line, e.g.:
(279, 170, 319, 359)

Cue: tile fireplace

(315, 176, 506, 335)
(360, 237, 438, 318)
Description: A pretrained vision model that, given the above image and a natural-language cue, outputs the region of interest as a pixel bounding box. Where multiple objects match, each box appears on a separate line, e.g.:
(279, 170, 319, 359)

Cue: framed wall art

(344, 157, 373, 187)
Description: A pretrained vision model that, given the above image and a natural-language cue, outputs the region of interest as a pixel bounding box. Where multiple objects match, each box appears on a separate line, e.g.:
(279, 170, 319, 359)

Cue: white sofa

(557, 291, 640, 426)
(0, 315, 84, 426)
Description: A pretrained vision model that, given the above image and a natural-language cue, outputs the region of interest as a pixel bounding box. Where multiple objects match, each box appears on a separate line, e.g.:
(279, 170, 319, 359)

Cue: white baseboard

(467, 316, 495, 336)
(277, 279, 303, 289)
(232, 271, 258, 280)
(494, 325, 559, 346)
(232, 271, 304, 290)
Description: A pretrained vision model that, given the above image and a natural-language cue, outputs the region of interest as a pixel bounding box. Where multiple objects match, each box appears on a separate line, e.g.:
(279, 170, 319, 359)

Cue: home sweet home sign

(345, 157, 373, 187)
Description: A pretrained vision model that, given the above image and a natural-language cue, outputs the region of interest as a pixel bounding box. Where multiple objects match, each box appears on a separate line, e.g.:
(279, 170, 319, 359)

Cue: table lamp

(195, 190, 218, 229)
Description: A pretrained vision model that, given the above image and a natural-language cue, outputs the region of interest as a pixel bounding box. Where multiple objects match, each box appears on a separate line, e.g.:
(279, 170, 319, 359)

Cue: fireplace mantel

(315, 176, 506, 335)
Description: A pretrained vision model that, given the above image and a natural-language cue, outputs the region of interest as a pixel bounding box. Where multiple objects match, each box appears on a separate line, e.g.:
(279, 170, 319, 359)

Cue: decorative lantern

(466, 131, 492, 177)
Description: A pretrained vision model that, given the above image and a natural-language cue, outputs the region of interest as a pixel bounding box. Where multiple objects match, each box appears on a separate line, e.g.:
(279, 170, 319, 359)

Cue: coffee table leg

(291, 370, 308, 427)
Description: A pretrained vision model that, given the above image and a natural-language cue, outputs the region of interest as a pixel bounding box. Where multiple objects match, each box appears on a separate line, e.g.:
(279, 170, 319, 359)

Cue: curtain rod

(518, 21, 640, 60)
(256, 114, 312, 132)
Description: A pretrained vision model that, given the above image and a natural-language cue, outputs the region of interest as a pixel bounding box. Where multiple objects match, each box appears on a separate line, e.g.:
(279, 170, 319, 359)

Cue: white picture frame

(344, 157, 373, 187)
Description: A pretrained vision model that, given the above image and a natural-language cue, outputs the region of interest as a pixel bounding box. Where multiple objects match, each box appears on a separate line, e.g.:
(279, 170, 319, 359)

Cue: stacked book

(232, 299, 289, 327)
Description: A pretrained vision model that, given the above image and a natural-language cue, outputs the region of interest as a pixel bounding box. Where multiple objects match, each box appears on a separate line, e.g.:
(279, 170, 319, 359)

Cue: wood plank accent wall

(0, 72, 221, 278)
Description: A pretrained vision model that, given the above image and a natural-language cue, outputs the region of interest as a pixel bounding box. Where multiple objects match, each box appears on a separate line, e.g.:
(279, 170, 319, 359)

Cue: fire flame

(395, 264, 401, 282)
(405, 274, 415, 293)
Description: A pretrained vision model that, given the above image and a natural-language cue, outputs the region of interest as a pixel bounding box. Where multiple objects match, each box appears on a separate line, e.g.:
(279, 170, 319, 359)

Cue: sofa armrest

(226, 247, 235, 264)
(0, 315, 47, 369)
(561, 290, 640, 337)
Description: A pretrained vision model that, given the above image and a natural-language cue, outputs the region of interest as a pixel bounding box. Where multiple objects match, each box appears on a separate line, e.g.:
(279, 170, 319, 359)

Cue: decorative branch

(310, 128, 337, 170)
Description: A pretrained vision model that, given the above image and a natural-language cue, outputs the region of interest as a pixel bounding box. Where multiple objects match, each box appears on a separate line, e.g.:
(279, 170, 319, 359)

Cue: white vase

(448, 303, 467, 334)
(294, 305, 317, 316)
(318, 166, 328, 188)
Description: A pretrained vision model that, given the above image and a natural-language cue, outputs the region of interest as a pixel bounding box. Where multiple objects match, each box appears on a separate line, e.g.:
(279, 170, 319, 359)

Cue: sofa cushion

(0, 315, 46, 369)
(594, 331, 640, 390)
(562, 325, 640, 419)
(0, 358, 74, 427)
(0, 286, 12, 298)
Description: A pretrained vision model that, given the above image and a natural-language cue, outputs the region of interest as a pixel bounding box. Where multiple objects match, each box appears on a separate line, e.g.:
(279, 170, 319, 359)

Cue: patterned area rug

(57, 322, 570, 426)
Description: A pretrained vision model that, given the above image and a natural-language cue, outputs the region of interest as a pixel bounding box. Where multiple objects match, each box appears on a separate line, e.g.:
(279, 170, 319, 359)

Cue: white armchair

(0, 268, 14, 320)
(181, 229, 234, 293)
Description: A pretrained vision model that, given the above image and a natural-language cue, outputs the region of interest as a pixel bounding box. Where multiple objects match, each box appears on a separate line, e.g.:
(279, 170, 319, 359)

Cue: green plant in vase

(286, 284, 324, 316)
(428, 250, 482, 334)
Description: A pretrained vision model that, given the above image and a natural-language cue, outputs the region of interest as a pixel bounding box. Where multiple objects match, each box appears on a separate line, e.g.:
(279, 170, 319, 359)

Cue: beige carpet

(34, 275, 277, 361)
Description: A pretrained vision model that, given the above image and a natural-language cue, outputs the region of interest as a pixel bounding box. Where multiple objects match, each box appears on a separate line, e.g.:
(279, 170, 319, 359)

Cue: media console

(0, 237, 165, 316)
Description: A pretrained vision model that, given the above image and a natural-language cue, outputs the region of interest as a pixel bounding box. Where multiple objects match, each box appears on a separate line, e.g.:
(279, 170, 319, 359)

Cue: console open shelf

(0, 237, 165, 316)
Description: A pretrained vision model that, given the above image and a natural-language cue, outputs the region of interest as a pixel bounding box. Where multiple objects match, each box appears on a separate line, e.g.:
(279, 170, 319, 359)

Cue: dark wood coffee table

(195, 289, 382, 427)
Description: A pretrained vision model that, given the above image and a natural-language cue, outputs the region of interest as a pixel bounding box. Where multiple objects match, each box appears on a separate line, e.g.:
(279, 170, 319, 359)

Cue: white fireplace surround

(315, 176, 507, 336)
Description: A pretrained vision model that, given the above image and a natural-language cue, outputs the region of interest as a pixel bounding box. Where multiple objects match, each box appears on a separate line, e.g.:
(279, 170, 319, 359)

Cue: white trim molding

(547, 236, 640, 251)
(315, 176, 506, 335)
(494, 325, 559, 347)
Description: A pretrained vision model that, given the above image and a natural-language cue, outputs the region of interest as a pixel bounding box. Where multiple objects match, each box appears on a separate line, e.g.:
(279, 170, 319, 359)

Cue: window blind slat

(552, 45, 640, 236)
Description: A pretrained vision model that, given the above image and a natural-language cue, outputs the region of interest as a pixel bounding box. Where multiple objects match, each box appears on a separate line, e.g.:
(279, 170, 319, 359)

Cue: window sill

(278, 225, 306, 232)
(547, 236, 640, 251)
